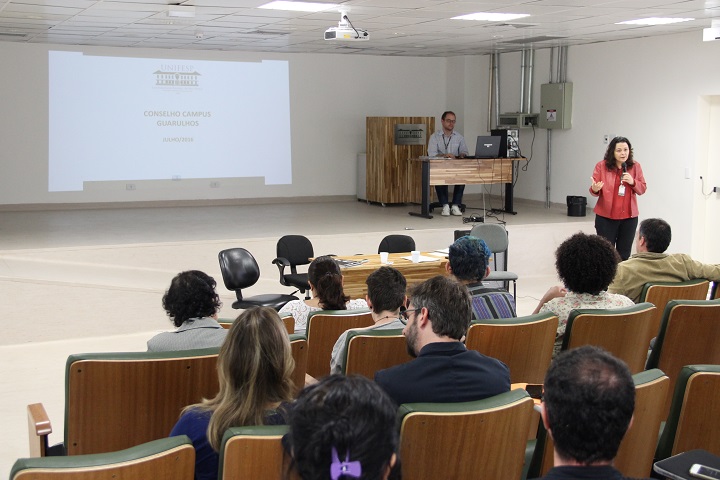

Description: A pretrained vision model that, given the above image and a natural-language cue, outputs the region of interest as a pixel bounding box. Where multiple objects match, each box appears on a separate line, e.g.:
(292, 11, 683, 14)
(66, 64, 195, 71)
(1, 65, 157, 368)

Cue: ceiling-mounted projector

(324, 12, 369, 41)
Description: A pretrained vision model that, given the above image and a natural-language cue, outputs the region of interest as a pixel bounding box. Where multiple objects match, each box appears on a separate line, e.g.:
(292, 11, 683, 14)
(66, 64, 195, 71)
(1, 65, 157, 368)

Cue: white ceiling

(0, 0, 718, 56)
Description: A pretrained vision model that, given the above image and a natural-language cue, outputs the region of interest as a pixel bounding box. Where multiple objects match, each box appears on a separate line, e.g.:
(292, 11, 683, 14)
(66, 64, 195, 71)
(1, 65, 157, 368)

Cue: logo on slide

(153, 68, 201, 87)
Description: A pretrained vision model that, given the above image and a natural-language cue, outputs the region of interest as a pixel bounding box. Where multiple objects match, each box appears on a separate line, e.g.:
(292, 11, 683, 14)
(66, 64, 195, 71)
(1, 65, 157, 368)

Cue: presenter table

(335, 252, 448, 299)
(409, 157, 525, 219)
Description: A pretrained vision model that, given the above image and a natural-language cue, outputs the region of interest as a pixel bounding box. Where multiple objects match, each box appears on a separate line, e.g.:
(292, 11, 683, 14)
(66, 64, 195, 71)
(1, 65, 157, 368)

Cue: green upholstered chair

(219, 315, 295, 334)
(11, 435, 195, 480)
(638, 279, 711, 341)
(645, 299, 720, 414)
(655, 365, 720, 461)
(341, 327, 411, 377)
(466, 312, 558, 384)
(398, 389, 534, 480)
(219, 425, 291, 480)
(561, 302, 657, 374)
(305, 309, 372, 378)
(27, 348, 219, 457)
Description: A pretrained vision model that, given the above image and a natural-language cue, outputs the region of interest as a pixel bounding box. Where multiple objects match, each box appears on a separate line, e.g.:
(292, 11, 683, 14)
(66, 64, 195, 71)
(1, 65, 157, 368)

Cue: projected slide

(48, 51, 291, 192)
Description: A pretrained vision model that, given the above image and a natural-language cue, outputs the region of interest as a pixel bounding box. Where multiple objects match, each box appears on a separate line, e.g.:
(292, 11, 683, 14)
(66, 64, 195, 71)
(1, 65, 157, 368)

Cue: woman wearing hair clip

(589, 136, 647, 261)
(278, 256, 368, 334)
(285, 375, 398, 480)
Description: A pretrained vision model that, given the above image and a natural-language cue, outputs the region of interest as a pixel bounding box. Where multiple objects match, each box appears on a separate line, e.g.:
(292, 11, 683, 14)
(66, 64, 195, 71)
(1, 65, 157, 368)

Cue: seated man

(330, 266, 407, 374)
(447, 235, 516, 320)
(374, 275, 510, 405)
(608, 218, 720, 302)
(533, 346, 649, 480)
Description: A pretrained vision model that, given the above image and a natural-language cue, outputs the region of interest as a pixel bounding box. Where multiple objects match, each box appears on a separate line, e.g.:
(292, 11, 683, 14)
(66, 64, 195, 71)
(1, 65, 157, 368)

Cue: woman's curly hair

(555, 233, 621, 295)
(162, 270, 221, 327)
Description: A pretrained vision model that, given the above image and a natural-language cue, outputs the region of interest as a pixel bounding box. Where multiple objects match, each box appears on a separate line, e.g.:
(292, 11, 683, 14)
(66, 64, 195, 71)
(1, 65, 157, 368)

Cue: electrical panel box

(540, 82, 573, 129)
(498, 113, 538, 128)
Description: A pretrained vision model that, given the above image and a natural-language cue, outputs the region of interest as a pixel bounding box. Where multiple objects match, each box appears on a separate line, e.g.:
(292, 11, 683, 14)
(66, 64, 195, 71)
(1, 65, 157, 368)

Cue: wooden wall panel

(366, 117, 434, 204)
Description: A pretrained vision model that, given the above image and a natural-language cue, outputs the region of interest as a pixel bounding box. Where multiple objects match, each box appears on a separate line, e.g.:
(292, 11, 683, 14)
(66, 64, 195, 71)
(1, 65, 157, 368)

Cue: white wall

(503, 32, 720, 256)
(2, 32, 719, 255)
(0, 43, 445, 205)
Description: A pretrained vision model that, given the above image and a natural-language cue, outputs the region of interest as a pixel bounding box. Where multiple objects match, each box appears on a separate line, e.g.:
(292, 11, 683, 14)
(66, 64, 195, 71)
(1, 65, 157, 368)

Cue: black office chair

(469, 223, 518, 298)
(272, 235, 313, 299)
(218, 248, 298, 310)
(378, 234, 416, 254)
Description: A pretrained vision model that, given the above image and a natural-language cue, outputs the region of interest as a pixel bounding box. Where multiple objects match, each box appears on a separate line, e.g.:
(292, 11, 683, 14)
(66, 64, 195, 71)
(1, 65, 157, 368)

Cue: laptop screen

(474, 136, 501, 158)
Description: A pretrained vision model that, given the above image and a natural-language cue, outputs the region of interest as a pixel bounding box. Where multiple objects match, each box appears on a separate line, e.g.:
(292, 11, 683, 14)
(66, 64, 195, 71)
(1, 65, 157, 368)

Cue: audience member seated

(533, 233, 634, 356)
(532, 346, 650, 480)
(170, 307, 294, 480)
(447, 235, 516, 319)
(148, 270, 227, 351)
(285, 375, 398, 480)
(330, 266, 407, 374)
(279, 255, 368, 334)
(374, 275, 510, 405)
(608, 217, 720, 302)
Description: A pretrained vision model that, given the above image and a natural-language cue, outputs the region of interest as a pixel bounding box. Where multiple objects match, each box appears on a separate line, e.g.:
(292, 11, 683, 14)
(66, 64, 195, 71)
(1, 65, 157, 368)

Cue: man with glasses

(427, 111, 469, 216)
(374, 275, 509, 405)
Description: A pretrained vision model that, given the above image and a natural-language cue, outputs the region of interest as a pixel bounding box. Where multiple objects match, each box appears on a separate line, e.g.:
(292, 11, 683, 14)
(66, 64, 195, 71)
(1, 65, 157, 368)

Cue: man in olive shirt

(608, 218, 720, 302)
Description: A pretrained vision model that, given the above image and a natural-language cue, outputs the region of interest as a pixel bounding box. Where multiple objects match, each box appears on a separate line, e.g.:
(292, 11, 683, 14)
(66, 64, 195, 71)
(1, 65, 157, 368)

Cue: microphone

(622, 162, 627, 173)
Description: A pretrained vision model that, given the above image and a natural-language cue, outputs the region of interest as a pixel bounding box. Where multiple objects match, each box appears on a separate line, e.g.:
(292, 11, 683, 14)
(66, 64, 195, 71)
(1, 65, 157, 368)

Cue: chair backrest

(11, 435, 195, 480)
(378, 234, 416, 254)
(219, 425, 290, 480)
(465, 313, 558, 384)
(276, 235, 314, 270)
(469, 223, 509, 272)
(712, 281, 719, 299)
(614, 369, 670, 477)
(646, 299, 720, 414)
(219, 316, 295, 334)
(656, 365, 720, 460)
(342, 328, 412, 378)
(218, 248, 260, 292)
(289, 334, 308, 396)
(63, 348, 219, 455)
(398, 389, 533, 480)
(527, 369, 671, 479)
(561, 302, 657, 374)
(305, 310, 373, 378)
(639, 279, 711, 337)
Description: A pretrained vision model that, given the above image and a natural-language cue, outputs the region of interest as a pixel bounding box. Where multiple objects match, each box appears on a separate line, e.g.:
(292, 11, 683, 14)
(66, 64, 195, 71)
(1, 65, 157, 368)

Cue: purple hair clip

(330, 447, 362, 480)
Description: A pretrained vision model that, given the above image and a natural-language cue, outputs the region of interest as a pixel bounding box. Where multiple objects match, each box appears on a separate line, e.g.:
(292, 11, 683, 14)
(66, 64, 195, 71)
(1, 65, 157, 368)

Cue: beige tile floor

(0, 195, 594, 476)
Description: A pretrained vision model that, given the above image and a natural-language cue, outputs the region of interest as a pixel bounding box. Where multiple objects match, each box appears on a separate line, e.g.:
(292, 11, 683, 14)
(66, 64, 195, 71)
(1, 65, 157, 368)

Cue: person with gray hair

(447, 235, 516, 320)
(374, 275, 509, 405)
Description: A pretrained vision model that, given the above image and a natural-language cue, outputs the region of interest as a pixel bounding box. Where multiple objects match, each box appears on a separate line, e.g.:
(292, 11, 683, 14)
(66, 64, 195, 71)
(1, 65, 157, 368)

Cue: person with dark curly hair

(533, 233, 633, 356)
(285, 375, 398, 480)
(147, 270, 226, 351)
(278, 256, 367, 334)
(589, 136, 647, 260)
(447, 235, 516, 320)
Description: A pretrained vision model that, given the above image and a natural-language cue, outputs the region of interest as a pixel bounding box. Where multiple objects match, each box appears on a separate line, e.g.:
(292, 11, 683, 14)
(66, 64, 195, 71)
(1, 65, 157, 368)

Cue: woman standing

(589, 136, 647, 260)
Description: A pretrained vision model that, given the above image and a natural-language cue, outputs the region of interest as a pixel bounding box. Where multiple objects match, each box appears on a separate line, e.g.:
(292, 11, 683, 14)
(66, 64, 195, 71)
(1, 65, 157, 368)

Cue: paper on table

(402, 255, 440, 263)
(434, 248, 450, 254)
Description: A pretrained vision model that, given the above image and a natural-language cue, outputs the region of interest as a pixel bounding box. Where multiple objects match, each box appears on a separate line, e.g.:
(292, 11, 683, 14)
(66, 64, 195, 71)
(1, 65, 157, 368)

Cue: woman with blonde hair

(170, 306, 295, 480)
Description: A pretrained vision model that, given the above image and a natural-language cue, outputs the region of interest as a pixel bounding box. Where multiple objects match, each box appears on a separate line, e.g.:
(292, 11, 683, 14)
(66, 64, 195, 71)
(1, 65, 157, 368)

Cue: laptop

(465, 135, 501, 159)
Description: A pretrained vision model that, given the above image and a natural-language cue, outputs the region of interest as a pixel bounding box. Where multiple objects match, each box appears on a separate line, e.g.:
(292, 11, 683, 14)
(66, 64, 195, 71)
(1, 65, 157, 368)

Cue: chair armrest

(272, 257, 290, 283)
(27, 403, 52, 457)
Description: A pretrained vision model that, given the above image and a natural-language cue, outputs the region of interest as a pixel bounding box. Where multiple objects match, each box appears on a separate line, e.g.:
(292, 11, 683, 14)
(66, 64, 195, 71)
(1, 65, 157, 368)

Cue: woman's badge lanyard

(618, 166, 626, 197)
(442, 134, 452, 155)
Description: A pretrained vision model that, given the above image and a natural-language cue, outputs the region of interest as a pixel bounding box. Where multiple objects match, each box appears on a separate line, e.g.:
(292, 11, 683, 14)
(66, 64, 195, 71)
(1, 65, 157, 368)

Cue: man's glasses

(399, 308, 418, 325)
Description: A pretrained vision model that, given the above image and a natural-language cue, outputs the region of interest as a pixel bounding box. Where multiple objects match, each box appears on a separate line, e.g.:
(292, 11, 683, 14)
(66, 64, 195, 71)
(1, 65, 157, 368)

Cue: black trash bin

(567, 196, 587, 217)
